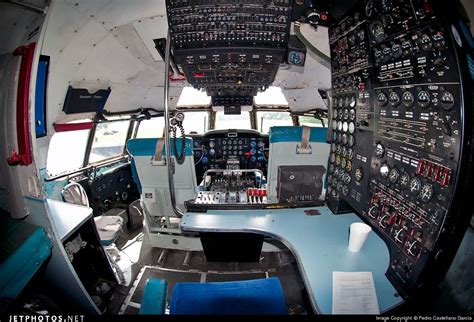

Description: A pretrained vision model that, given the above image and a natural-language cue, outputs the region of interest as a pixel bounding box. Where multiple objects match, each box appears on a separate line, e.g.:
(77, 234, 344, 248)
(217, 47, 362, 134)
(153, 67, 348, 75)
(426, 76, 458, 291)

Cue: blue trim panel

(35, 60, 48, 138)
(140, 279, 168, 315)
(127, 138, 194, 157)
(269, 126, 327, 144)
(459, 21, 474, 49)
(130, 158, 142, 194)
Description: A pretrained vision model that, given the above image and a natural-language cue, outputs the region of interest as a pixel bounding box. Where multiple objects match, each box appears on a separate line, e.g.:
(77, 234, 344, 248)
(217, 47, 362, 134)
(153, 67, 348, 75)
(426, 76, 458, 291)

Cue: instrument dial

(419, 182, 434, 202)
(355, 167, 363, 181)
(208, 140, 216, 148)
(388, 91, 401, 107)
(401, 40, 413, 57)
(346, 148, 354, 160)
(377, 92, 388, 107)
(391, 43, 402, 59)
(440, 91, 455, 110)
(409, 177, 422, 195)
(389, 167, 400, 183)
(402, 90, 415, 108)
(416, 90, 431, 108)
(419, 33, 432, 51)
(349, 109, 356, 121)
(399, 172, 410, 189)
(348, 122, 356, 134)
(432, 31, 445, 50)
(348, 135, 355, 147)
(375, 143, 385, 158)
(380, 164, 390, 178)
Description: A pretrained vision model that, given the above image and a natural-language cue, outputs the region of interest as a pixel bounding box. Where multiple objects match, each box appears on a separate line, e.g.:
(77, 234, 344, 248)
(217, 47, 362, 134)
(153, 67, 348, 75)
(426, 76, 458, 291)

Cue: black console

(326, 0, 473, 298)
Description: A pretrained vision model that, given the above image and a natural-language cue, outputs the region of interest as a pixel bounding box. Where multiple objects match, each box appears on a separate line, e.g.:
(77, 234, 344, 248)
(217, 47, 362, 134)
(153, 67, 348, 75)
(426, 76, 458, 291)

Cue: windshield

(214, 111, 251, 130)
(256, 111, 293, 133)
(182, 111, 209, 134)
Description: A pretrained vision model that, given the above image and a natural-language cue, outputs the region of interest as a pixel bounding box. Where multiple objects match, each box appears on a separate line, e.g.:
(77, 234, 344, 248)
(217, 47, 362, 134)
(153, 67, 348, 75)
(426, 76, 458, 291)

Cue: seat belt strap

(154, 138, 165, 162)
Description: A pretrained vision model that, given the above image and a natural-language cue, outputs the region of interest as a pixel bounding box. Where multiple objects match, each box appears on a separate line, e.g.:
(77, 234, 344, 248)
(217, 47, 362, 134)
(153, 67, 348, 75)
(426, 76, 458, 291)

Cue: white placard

(332, 271, 380, 314)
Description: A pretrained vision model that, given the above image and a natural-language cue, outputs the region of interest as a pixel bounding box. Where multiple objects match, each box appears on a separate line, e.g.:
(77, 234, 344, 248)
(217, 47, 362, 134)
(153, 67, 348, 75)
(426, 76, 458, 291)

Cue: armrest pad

(140, 278, 168, 315)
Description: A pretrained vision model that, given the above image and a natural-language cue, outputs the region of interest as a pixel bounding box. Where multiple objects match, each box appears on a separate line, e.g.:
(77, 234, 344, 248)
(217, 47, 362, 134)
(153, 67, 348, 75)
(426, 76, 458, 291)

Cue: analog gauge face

(288, 51, 305, 65)
(440, 91, 455, 110)
(355, 167, 363, 181)
(419, 33, 432, 51)
(375, 143, 385, 158)
(332, 120, 337, 130)
(333, 97, 338, 107)
(389, 167, 400, 183)
(250, 140, 257, 148)
(377, 92, 388, 107)
(208, 141, 216, 148)
(174, 112, 185, 122)
(343, 109, 349, 120)
(333, 109, 339, 119)
(341, 146, 347, 158)
(335, 155, 341, 166)
(432, 31, 445, 50)
(401, 40, 413, 57)
(258, 140, 265, 148)
(342, 122, 349, 133)
(388, 91, 401, 107)
(342, 185, 349, 196)
(338, 97, 344, 108)
(409, 177, 422, 195)
(337, 121, 343, 132)
(391, 43, 402, 58)
(329, 164, 335, 174)
(380, 164, 390, 178)
(332, 132, 337, 142)
(402, 91, 415, 108)
(374, 50, 383, 64)
(337, 133, 342, 143)
(417, 90, 431, 108)
(331, 143, 336, 153)
(330, 153, 336, 163)
(341, 158, 347, 169)
(349, 95, 356, 108)
(348, 122, 356, 134)
(370, 20, 385, 43)
(348, 135, 355, 147)
(344, 96, 350, 107)
(346, 148, 354, 160)
(382, 46, 392, 62)
(419, 182, 434, 202)
(209, 148, 215, 156)
(342, 134, 348, 145)
(346, 160, 353, 172)
(349, 109, 356, 121)
(357, 29, 365, 41)
(336, 145, 342, 155)
(250, 148, 257, 155)
(399, 172, 410, 189)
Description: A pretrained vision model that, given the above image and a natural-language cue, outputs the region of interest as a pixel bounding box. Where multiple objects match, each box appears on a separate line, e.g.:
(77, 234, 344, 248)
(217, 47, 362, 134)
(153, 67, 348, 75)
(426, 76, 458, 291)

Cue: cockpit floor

(106, 229, 313, 315)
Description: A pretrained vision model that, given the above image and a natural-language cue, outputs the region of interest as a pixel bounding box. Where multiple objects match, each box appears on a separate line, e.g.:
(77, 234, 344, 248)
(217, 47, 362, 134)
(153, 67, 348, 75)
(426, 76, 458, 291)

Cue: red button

(416, 160, 425, 175)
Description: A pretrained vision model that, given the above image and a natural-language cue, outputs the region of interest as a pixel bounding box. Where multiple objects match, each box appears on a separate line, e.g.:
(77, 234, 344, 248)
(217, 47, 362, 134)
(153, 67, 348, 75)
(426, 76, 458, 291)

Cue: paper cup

(348, 222, 372, 252)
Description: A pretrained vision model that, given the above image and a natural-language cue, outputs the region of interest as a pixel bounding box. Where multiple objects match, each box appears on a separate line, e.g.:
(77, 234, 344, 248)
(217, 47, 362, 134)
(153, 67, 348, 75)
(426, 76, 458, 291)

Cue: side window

(136, 117, 165, 138)
(298, 115, 328, 128)
(89, 120, 130, 164)
(182, 111, 209, 134)
(46, 129, 90, 176)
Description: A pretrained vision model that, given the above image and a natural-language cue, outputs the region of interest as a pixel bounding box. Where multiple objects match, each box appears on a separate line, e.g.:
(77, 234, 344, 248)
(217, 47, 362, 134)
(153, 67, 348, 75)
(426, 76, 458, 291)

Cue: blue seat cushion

(140, 278, 168, 315)
(269, 126, 327, 144)
(170, 277, 287, 315)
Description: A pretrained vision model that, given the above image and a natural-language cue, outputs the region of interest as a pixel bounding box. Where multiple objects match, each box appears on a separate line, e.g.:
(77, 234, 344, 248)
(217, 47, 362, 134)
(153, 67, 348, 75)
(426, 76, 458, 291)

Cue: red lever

(416, 160, 425, 175)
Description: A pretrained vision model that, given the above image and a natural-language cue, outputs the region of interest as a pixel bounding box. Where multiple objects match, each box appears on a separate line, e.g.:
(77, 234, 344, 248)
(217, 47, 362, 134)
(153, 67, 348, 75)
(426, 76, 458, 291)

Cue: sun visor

(62, 86, 111, 115)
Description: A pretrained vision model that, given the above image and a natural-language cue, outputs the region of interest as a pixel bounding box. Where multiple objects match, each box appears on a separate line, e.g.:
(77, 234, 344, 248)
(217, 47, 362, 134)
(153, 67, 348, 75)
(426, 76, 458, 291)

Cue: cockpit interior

(0, 0, 473, 318)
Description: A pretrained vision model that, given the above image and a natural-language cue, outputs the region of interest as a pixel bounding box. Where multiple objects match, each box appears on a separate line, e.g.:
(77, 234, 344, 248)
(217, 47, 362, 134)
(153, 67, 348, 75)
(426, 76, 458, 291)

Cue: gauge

(209, 148, 215, 156)
(440, 91, 455, 110)
(349, 95, 356, 108)
(222, 151, 227, 155)
(341, 158, 347, 169)
(208, 141, 216, 148)
(194, 141, 201, 147)
(348, 135, 355, 147)
(388, 91, 401, 107)
(380, 164, 390, 178)
(391, 43, 402, 59)
(337, 133, 342, 143)
(348, 33, 356, 46)
(346, 160, 353, 172)
(332, 132, 337, 142)
(332, 120, 337, 130)
(349, 109, 356, 121)
(250, 148, 256, 155)
(419, 182, 434, 202)
(336, 145, 342, 155)
(331, 143, 336, 153)
(333, 109, 339, 119)
(370, 20, 386, 43)
(238, 140, 243, 145)
(250, 140, 257, 148)
(409, 177, 422, 195)
(329, 164, 335, 174)
(342, 185, 349, 196)
(174, 112, 185, 122)
(288, 51, 305, 66)
(343, 109, 349, 120)
(341, 146, 347, 158)
(348, 122, 356, 134)
(330, 153, 336, 164)
(382, 46, 392, 62)
(375, 143, 385, 158)
(333, 97, 338, 107)
(357, 28, 365, 41)
(258, 140, 265, 148)
(432, 31, 445, 50)
(374, 49, 383, 64)
(416, 90, 431, 108)
(347, 148, 354, 160)
(388, 167, 400, 183)
(232, 139, 238, 145)
(419, 33, 432, 51)
(402, 90, 415, 108)
(377, 91, 388, 107)
(335, 155, 341, 166)
(337, 121, 343, 132)
(342, 134, 348, 145)
(338, 97, 344, 108)
(401, 40, 413, 57)
(399, 172, 410, 189)
(342, 122, 349, 133)
(222, 140, 227, 145)
(343, 172, 351, 184)
(355, 167, 363, 181)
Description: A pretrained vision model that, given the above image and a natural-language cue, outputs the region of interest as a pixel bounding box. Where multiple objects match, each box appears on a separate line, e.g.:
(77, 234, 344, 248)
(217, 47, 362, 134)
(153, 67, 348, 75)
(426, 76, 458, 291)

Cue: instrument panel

(191, 130, 269, 182)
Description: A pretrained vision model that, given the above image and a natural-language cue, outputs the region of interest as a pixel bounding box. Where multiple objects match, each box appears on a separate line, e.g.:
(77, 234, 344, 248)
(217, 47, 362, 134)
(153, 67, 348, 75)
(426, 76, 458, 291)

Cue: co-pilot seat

(126, 138, 196, 230)
(266, 126, 330, 204)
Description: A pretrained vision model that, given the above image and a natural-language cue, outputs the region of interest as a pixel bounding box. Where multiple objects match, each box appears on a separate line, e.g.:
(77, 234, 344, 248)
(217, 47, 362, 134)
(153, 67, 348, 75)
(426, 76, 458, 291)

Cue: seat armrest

(140, 278, 168, 315)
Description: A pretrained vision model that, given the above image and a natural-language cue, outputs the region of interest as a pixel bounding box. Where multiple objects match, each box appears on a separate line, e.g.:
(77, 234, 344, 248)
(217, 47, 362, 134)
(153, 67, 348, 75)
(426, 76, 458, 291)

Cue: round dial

(349, 95, 356, 108)
(333, 109, 339, 119)
(174, 112, 185, 122)
(335, 155, 341, 166)
(375, 143, 385, 158)
(348, 135, 355, 147)
(416, 90, 431, 108)
(332, 120, 337, 130)
(342, 122, 349, 133)
(374, 50, 383, 64)
(399, 172, 410, 189)
(409, 177, 422, 195)
(377, 92, 388, 107)
(349, 109, 356, 121)
(342, 134, 348, 145)
(208, 141, 216, 148)
(346, 160, 353, 172)
(346, 148, 354, 160)
(343, 109, 349, 120)
(332, 132, 337, 142)
(288, 51, 305, 65)
(337, 133, 342, 143)
(355, 167, 363, 181)
(341, 158, 347, 169)
(389, 167, 400, 183)
(402, 90, 415, 108)
(337, 121, 343, 132)
(331, 143, 336, 153)
(342, 185, 349, 196)
(348, 122, 356, 134)
(380, 164, 390, 178)
(388, 91, 401, 107)
(432, 31, 445, 50)
(250, 148, 257, 155)
(382, 46, 392, 62)
(419, 33, 432, 51)
(357, 28, 365, 41)
(333, 97, 338, 108)
(370, 20, 386, 43)
(250, 140, 257, 148)
(440, 91, 455, 110)
(391, 43, 402, 58)
(419, 182, 434, 202)
(401, 40, 413, 57)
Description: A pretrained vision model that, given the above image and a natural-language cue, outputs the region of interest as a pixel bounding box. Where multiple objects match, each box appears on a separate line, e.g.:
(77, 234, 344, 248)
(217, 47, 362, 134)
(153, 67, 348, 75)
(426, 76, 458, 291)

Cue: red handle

(7, 42, 36, 166)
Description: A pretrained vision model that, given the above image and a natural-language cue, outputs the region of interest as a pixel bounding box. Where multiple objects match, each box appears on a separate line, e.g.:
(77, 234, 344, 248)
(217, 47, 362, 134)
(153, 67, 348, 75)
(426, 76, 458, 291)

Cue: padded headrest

(127, 138, 194, 157)
(269, 126, 327, 144)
